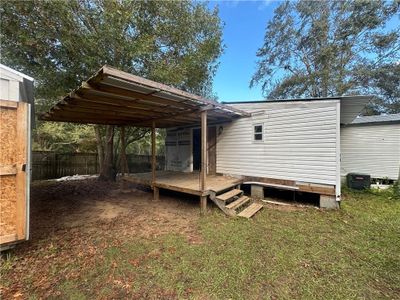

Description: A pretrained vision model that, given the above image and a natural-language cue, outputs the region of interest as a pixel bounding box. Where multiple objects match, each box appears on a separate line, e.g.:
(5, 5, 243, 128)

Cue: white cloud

(257, 0, 275, 10)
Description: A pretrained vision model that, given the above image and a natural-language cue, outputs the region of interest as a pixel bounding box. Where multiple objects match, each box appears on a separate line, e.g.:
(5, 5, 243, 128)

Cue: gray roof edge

(221, 95, 375, 105)
(351, 113, 400, 125)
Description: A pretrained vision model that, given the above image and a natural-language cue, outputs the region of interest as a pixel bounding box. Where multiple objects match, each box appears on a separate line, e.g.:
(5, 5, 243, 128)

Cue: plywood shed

(341, 113, 400, 181)
(0, 64, 34, 248)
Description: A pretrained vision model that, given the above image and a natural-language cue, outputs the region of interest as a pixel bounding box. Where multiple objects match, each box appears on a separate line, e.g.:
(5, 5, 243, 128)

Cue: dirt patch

(1, 179, 202, 298)
(28, 179, 201, 240)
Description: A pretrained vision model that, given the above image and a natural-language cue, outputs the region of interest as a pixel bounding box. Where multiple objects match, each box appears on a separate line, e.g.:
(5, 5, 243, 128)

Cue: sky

(208, 1, 281, 102)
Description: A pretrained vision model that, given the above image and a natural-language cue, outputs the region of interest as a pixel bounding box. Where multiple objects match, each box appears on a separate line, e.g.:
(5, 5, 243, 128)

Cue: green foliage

(251, 0, 400, 113)
(32, 122, 96, 153)
(0, 0, 223, 153)
(0, 0, 223, 101)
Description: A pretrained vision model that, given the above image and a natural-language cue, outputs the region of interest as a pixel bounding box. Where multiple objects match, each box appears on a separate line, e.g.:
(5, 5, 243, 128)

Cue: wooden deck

(122, 171, 243, 196)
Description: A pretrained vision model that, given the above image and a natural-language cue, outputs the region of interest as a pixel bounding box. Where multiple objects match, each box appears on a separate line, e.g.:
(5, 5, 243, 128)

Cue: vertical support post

(200, 110, 207, 214)
(335, 101, 341, 202)
(154, 187, 159, 201)
(120, 126, 126, 177)
(151, 121, 157, 200)
(200, 110, 207, 191)
(200, 196, 207, 215)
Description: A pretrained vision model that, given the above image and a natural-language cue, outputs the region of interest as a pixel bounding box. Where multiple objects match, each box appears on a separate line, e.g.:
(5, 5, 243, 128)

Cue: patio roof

(40, 65, 250, 128)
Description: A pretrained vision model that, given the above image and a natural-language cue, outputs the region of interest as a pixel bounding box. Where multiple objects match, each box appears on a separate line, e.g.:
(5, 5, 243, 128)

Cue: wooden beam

(200, 195, 207, 215)
(0, 164, 17, 176)
(46, 109, 145, 122)
(200, 110, 207, 191)
(16, 102, 27, 240)
(134, 104, 215, 126)
(53, 103, 157, 119)
(56, 99, 200, 124)
(151, 121, 156, 199)
(0, 100, 18, 109)
(153, 187, 159, 201)
(0, 234, 18, 245)
(40, 113, 134, 125)
(70, 93, 174, 115)
(81, 82, 197, 110)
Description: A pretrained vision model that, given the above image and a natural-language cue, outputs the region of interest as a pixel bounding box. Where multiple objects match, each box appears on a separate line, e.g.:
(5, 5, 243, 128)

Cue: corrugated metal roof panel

(41, 65, 250, 127)
(351, 113, 400, 124)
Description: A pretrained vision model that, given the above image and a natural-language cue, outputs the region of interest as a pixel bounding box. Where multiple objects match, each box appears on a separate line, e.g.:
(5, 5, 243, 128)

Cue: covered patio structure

(41, 65, 250, 213)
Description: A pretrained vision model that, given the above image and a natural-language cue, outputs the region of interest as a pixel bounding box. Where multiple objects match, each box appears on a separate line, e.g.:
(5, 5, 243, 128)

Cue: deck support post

(200, 110, 207, 191)
(151, 121, 157, 200)
(200, 195, 207, 215)
(200, 110, 207, 213)
(153, 187, 159, 201)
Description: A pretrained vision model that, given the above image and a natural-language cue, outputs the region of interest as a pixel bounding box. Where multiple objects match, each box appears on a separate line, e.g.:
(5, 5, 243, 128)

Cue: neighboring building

(0, 64, 34, 249)
(341, 113, 400, 181)
(165, 96, 372, 209)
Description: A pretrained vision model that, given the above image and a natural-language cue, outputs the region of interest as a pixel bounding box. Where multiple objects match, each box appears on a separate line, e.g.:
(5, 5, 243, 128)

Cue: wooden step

(216, 189, 243, 202)
(226, 196, 250, 210)
(238, 203, 264, 219)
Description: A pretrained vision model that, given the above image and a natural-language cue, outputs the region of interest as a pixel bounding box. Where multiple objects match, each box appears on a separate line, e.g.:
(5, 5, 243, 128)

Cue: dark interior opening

(242, 184, 320, 206)
(264, 188, 320, 206)
(192, 128, 201, 171)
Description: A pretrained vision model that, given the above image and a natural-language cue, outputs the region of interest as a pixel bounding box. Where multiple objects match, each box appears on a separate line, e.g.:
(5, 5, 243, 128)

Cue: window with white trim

(253, 124, 263, 141)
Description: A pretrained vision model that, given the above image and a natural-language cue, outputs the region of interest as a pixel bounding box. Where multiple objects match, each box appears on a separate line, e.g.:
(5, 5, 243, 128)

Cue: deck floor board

(123, 171, 242, 196)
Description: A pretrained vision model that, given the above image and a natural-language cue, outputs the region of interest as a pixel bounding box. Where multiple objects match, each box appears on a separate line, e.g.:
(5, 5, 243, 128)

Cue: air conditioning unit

(347, 173, 371, 190)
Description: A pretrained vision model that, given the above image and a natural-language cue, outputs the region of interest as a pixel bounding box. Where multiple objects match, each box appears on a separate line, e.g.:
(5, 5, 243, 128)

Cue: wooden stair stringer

(226, 195, 250, 210)
(209, 197, 237, 217)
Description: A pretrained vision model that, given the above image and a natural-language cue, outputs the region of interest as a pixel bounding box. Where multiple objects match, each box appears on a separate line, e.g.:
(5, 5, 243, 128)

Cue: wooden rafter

(41, 65, 250, 127)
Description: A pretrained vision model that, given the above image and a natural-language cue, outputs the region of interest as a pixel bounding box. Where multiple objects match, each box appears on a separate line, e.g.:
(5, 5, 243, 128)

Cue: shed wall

(0, 65, 32, 246)
(341, 124, 400, 180)
(0, 76, 20, 101)
(216, 100, 340, 186)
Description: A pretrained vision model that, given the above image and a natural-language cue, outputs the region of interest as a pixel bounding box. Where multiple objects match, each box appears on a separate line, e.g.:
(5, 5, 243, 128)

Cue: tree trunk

(98, 125, 116, 181)
(120, 126, 129, 176)
(94, 126, 104, 172)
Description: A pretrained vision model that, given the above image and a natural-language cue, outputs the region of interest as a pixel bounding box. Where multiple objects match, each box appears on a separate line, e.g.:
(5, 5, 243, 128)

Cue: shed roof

(40, 65, 249, 128)
(0, 63, 34, 82)
(351, 113, 400, 125)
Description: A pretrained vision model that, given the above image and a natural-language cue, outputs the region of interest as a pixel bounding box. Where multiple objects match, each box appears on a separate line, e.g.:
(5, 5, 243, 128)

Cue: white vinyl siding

(341, 124, 400, 180)
(0, 77, 19, 101)
(216, 100, 340, 186)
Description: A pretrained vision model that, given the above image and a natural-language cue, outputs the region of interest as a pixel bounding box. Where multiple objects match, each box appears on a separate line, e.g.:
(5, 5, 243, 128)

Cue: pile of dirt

(31, 177, 119, 201)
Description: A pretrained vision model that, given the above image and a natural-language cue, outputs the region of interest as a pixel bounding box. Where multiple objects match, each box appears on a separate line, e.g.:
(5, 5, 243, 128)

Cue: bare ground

(1, 178, 202, 298)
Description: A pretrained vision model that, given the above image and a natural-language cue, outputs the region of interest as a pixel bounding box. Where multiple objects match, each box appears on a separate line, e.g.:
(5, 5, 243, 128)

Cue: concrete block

(320, 195, 339, 209)
(251, 185, 264, 199)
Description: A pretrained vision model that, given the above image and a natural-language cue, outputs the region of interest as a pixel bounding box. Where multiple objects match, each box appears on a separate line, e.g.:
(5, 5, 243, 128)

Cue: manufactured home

(39, 66, 372, 219)
(164, 97, 372, 209)
(0, 64, 34, 248)
(341, 114, 400, 181)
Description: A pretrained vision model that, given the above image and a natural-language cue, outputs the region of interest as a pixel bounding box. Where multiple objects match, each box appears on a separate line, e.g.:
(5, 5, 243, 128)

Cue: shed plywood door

(208, 126, 217, 175)
(0, 100, 28, 245)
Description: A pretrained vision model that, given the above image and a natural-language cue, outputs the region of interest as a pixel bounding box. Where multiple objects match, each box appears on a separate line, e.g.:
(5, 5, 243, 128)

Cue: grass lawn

(1, 185, 399, 299)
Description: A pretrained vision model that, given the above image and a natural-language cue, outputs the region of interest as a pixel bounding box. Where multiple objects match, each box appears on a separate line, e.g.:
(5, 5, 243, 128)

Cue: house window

(253, 124, 263, 141)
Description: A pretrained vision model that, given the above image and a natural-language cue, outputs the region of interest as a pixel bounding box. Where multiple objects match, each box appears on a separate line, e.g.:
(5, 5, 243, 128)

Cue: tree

(251, 0, 400, 113)
(1, 0, 223, 180)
